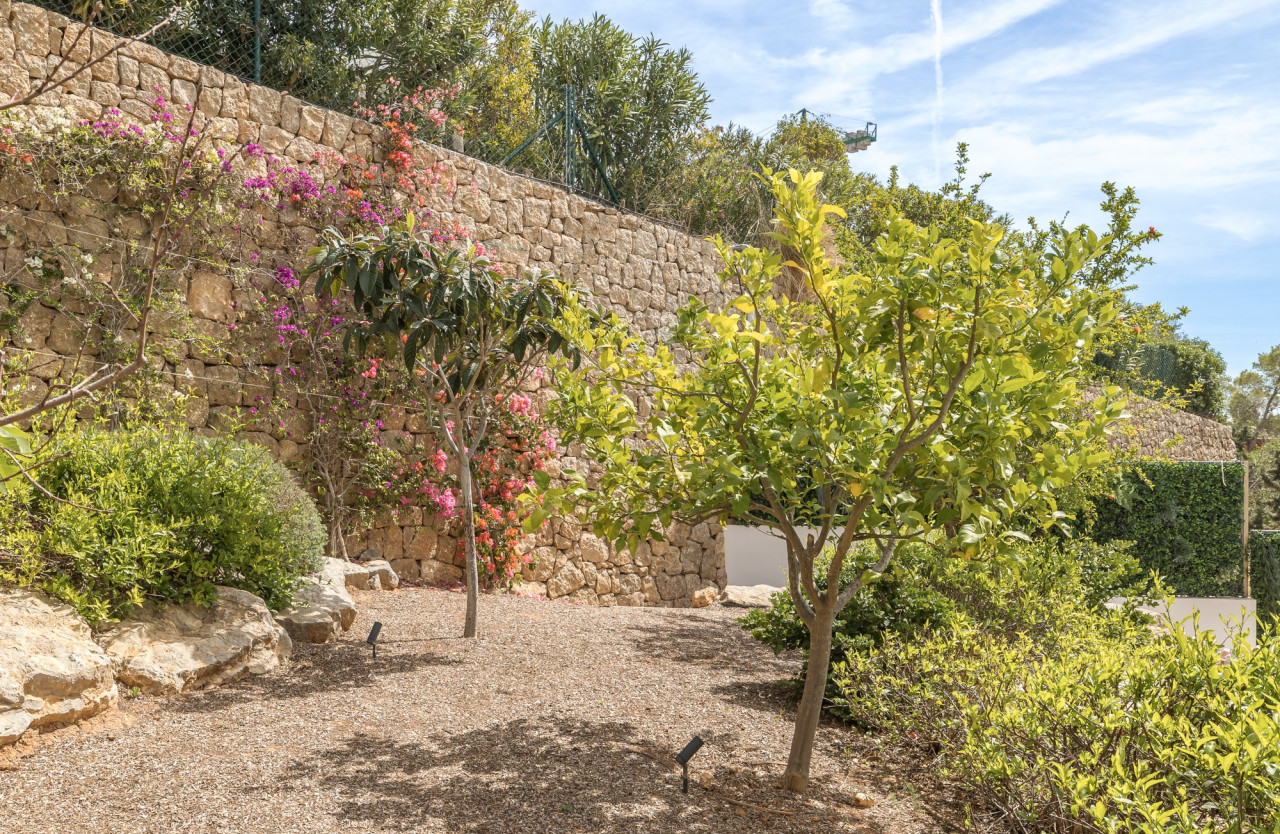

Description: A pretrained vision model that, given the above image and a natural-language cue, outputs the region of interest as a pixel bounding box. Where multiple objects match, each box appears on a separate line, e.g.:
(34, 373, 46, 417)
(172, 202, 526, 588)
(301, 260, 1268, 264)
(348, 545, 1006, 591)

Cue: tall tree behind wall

(518, 14, 710, 211)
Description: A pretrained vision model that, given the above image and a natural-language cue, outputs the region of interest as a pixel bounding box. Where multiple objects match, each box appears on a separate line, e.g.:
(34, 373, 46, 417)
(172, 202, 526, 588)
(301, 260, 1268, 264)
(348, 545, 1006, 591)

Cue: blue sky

(532, 0, 1280, 376)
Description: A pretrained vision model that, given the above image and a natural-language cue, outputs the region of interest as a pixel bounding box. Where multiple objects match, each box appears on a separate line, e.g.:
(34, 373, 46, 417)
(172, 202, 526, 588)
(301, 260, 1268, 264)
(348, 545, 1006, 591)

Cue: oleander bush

(834, 601, 1280, 833)
(0, 427, 324, 625)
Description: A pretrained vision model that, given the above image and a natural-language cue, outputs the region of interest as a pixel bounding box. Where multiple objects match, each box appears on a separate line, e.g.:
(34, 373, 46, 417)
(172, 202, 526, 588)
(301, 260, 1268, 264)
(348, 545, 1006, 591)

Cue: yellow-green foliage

(0, 427, 325, 625)
(836, 602, 1280, 832)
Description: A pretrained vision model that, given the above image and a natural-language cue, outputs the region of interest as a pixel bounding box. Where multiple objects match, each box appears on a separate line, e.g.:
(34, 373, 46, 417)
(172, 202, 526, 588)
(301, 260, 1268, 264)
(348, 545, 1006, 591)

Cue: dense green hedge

(1091, 461, 1244, 596)
(1252, 530, 1280, 628)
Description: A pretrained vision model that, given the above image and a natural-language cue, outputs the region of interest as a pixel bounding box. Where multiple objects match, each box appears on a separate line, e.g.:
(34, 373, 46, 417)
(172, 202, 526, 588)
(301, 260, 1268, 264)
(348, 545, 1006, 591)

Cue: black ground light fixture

(367, 621, 382, 659)
(674, 736, 705, 794)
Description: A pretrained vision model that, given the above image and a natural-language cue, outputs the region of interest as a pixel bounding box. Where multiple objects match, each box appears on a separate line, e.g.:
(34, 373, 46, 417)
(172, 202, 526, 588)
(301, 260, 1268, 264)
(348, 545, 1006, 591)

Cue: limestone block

(203, 364, 240, 407)
(196, 84, 221, 117)
(546, 561, 586, 598)
(403, 526, 437, 561)
(0, 589, 118, 747)
(389, 558, 419, 581)
(642, 576, 660, 603)
(298, 105, 325, 142)
(188, 270, 233, 321)
(321, 111, 352, 149)
(137, 62, 168, 98)
(259, 125, 292, 155)
(279, 94, 301, 134)
(89, 80, 120, 107)
(420, 558, 463, 584)
(59, 21, 89, 62)
(220, 80, 245, 119)
(285, 135, 319, 163)
(578, 532, 608, 564)
(116, 55, 138, 88)
(122, 39, 168, 69)
(691, 586, 718, 608)
(100, 587, 291, 695)
(11, 4, 48, 61)
(524, 197, 551, 228)
(167, 55, 200, 82)
(171, 76, 196, 107)
(247, 84, 282, 124)
(45, 311, 84, 355)
(0, 25, 16, 63)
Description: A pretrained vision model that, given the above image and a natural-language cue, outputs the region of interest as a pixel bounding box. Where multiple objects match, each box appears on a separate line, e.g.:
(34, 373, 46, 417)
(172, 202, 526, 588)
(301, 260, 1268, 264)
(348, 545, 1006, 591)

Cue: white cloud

(808, 0, 857, 31)
(794, 0, 1066, 110)
(1195, 211, 1277, 242)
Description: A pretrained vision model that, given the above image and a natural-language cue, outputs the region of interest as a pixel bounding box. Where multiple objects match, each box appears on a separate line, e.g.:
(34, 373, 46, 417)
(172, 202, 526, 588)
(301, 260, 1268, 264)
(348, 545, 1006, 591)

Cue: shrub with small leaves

(9, 427, 323, 625)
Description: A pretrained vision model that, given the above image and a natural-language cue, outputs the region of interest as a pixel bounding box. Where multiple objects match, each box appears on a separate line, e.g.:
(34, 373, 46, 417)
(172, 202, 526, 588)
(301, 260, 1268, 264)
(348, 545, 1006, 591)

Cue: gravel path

(0, 587, 960, 833)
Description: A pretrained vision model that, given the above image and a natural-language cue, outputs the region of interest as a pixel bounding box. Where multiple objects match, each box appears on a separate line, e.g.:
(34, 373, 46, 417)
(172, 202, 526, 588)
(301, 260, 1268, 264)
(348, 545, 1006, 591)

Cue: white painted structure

(1107, 596, 1257, 650)
(724, 525, 792, 587)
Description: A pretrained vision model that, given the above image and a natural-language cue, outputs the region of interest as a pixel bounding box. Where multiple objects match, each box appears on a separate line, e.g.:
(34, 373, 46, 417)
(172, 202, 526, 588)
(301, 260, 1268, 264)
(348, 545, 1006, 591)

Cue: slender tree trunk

(459, 451, 480, 638)
(781, 609, 835, 792)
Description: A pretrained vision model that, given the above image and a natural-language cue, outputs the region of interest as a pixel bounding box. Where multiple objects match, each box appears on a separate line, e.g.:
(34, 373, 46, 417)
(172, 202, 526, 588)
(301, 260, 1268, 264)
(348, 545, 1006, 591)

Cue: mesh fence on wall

(36, 0, 263, 85)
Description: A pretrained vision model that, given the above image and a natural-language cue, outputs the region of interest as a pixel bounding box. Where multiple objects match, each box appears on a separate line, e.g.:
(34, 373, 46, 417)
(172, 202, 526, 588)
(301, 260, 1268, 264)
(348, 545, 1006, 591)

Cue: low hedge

(1090, 461, 1244, 596)
(0, 427, 325, 625)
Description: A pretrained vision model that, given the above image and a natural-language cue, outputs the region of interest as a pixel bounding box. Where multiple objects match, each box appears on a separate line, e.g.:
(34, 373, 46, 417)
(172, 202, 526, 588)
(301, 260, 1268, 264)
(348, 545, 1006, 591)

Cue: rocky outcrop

(97, 587, 292, 696)
(274, 558, 359, 644)
(0, 589, 118, 746)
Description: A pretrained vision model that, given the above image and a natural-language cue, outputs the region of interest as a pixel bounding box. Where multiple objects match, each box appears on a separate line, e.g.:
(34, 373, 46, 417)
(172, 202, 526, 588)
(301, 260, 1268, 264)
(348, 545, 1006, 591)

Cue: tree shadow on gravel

(276, 715, 899, 833)
(163, 640, 462, 715)
(624, 614, 787, 672)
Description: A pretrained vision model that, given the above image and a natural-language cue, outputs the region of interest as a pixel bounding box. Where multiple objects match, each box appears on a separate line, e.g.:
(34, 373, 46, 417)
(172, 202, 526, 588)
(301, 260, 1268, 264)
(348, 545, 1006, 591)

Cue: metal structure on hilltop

(501, 85, 621, 205)
(793, 108, 878, 154)
(842, 122, 877, 153)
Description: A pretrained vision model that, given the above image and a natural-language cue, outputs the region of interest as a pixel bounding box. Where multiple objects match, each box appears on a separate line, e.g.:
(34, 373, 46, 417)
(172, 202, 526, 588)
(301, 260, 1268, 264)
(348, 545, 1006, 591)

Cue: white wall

(1107, 596, 1257, 651)
(724, 525, 791, 587)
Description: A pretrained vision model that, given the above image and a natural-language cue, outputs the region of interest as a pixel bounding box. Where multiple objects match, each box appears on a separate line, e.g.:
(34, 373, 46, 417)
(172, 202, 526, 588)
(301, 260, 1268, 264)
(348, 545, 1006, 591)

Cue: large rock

(98, 587, 291, 696)
(275, 562, 357, 644)
(364, 560, 399, 590)
(0, 590, 118, 746)
(720, 584, 783, 608)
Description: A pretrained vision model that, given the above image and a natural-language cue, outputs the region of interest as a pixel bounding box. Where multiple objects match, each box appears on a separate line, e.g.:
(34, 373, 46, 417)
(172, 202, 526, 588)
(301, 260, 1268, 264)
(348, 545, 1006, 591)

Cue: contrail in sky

(931, 0, 944, 183)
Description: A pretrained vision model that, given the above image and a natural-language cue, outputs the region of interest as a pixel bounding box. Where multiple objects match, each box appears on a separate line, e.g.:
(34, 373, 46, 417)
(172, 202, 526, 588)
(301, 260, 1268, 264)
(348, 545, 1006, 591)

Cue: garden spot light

(367, 621, 382, 659)
(674, 736, 704, 794)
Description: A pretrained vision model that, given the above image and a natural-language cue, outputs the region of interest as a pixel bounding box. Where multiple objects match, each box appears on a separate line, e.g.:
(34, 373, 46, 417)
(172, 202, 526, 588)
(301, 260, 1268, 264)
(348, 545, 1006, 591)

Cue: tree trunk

(781, 609, 834, 792)
(459, 452, 480, 638)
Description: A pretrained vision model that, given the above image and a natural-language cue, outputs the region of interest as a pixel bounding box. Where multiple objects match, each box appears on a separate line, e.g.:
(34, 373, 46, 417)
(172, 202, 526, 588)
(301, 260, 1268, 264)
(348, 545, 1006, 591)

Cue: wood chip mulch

(0, 587, 970, 833)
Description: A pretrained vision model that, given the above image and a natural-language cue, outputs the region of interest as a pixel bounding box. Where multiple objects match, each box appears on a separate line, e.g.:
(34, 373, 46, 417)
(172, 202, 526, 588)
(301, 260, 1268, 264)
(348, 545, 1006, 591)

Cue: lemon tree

(537, 169, 1125, 791)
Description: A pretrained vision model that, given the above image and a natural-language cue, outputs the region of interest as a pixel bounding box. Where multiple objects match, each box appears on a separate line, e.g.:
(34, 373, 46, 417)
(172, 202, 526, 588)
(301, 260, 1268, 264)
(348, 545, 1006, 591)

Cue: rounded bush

(26, 427, 324, 625)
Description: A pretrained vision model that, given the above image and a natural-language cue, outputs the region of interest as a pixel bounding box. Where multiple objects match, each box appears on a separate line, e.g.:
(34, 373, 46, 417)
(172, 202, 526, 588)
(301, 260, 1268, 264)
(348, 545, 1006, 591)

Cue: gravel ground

(0, 587, 964, 833)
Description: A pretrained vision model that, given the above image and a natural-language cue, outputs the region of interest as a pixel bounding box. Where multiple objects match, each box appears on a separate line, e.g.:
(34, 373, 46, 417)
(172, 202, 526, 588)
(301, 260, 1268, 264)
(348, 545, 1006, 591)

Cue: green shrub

(1091, 461, 1244, 596)
(834, 605, 1280, 833)
(7, 427, 324, 625)
(741, 538, 1144, 716)
(1252, 530, 1280, 631)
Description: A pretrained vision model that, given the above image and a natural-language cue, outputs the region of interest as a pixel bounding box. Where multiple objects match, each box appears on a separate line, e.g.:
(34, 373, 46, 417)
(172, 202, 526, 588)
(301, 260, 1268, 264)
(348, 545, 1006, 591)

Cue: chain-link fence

(30, 0, 424, 114)
(38, 0, 263, 84)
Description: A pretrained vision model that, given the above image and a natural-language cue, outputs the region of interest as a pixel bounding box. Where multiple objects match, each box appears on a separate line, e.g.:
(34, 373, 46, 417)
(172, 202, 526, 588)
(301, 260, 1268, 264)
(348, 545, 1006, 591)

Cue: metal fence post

(253, 0, 261, 83)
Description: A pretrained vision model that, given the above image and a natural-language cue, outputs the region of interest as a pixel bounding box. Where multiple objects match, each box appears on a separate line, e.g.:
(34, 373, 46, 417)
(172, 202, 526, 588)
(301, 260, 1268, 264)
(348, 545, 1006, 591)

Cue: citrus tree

(307, 218, 584, 637)
(535, 169, 1125, 791)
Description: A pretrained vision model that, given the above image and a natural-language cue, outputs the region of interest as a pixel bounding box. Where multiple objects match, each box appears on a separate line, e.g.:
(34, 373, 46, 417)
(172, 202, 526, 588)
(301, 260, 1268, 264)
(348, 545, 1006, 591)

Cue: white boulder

(274, 560, 358, 644)
(0, 589, 118, 746)
(97, 587, 292, 696)
(720, 584, 783, 608)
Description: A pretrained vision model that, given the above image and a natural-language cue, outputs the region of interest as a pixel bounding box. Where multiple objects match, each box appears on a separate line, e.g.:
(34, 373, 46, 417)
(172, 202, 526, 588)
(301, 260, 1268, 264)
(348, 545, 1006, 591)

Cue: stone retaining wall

(0, 1, 728, 607)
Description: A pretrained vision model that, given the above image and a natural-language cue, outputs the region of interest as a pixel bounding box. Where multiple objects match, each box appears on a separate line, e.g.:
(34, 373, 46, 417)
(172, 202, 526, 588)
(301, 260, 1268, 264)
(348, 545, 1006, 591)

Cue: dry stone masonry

(0, 2, 728, 607)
